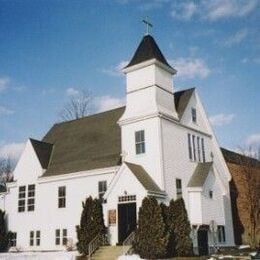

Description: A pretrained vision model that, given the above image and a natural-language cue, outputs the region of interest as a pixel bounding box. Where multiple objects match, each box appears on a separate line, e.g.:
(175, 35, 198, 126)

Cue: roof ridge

(52, 106, 126, 127)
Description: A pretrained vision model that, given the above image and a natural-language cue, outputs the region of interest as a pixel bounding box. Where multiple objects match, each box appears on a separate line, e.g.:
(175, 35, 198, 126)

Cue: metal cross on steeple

(142, 18, 153, 35)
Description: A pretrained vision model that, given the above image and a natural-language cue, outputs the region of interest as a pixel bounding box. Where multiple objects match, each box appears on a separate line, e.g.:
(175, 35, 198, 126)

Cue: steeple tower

(120, 34, 178, 122)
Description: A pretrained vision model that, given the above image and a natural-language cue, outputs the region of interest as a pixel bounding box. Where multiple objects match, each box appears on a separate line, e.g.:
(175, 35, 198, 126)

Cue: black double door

(197, 229, 209, 255)
(118, 203, 136, 244)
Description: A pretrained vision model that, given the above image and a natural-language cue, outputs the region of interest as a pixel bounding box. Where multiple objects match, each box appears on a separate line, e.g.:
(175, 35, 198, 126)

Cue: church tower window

(135, 130, 145, 154)
(58, 186, 66, 208)
(192, 108, 197, 123)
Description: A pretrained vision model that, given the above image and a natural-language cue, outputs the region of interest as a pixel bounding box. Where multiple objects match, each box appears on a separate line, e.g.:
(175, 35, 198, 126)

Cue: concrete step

(91, 245, 131, 260)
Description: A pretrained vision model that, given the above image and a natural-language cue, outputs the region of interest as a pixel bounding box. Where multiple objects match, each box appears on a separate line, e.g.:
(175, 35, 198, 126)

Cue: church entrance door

(197, 229, 209, 255)
(118, 202, 136, 244)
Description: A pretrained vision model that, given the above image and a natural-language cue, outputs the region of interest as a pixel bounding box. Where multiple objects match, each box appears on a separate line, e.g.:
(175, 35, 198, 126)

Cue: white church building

(0, 33, 234, 255)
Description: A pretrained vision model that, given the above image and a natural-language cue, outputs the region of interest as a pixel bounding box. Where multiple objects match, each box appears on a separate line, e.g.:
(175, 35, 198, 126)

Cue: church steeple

(120, 33, 178, 123)
(125, 35, 174, 70)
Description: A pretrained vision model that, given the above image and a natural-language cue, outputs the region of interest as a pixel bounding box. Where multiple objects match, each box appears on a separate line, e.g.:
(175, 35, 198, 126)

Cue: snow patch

(117, 254, 141, 260)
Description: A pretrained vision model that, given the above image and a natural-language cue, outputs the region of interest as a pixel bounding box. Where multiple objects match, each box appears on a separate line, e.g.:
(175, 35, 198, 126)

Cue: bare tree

(238, 146, 260, 248)
(0, 157, 13, 184)
(60, 90, 93, 121)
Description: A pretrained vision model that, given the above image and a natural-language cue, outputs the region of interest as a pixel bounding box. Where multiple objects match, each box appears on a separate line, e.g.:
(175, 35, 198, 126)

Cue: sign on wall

(108, 209, 116, 225)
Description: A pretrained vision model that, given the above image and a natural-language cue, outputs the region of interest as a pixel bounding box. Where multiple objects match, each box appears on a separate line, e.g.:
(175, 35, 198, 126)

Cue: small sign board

(108, 209, 116, 225)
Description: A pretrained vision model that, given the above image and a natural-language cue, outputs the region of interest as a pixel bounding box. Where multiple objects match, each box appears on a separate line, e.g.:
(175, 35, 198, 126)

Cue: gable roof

(221, 148, 260, 168)
(125, 162, 163, 193)
(30, 139, 53, 169)
(174, 88, 195, 119)
(42, 107, 124, 176)
(30, 88, 194, 177)
(187, 162, 213, 188)
(125, 35, 173, 69)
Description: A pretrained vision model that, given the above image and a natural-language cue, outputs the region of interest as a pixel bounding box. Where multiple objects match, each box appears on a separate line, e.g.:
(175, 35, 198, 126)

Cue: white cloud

(171, 2, 197, 21)
(0, 77, 10, 92)
(170, 58, 211, 79)
(223, 28, 248, 47)
(0, 106, 14, 116)
(246, 133, 260, 147)
(101, 60, 128, 77)
(171, 0, 258, 21)
(66, 87, 80, 96)
(209, 113, 235, 126)
(94, 96, 125, 113)
(204, 0, 258, 20)
(0, 142, 25, 161)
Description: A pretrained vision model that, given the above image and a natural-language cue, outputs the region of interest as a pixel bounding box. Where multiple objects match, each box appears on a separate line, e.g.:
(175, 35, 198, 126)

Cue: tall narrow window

(58, 186, 66, 208)
(27, 184, 35, 211)
(201, 138, 206, 162)
(197, 136, 201, 162)
(29, 231, 34, 246)
(36, 231, 40, 246)
(187, 134, 192, 160)
(98, 181, 107, 201)
(18, 186, 26, 212)
(217, 226, 226, 243)
(135, 130, 145, 154)
(62, 229, 67, 246)
(10, 232, 17, 247)
(192, 135, 196, 161)
(176, 179, 182, 199)
(191, 108, 197, 123)
(55, 229, 60, 245)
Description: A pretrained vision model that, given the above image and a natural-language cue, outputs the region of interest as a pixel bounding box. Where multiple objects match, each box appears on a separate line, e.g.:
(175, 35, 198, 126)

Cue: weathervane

(142, 17, 153, 35)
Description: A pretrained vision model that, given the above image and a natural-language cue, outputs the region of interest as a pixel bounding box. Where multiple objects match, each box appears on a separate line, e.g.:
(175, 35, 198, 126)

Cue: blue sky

(0, 0, 259, 162)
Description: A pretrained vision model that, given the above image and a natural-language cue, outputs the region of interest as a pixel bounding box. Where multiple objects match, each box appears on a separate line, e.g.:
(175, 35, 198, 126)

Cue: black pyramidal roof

(125, 35, 173, 69)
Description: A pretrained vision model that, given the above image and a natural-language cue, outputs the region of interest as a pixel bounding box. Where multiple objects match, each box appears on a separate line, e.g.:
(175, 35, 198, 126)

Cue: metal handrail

(88, 233, 105, 259)
(122, 231, 135, 255)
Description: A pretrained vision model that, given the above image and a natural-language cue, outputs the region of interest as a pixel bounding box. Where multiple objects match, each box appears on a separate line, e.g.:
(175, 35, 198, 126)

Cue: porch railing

(122, 231, 135, 255)
(88, 233, 106, 259)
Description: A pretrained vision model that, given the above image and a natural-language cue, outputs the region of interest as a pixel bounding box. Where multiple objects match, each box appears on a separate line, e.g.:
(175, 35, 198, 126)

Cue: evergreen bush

(133, 197, 168, 259)
(168, 198, 193, 257)
(76, 196, 105, 255)
(0, 209, 12, 252)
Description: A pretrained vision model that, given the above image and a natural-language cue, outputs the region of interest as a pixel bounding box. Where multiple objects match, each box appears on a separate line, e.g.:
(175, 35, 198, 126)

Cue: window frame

(18, 186, 26, 212)
(135, 130, 145, 155)
(192, 135, 196, 161)
(58, 186, 66, 208)
(62, 229, 67, 246)
(188, 133, 192, 160)
(191, 108, 197, 123)
(176, 178, 182, 199)
(98, 181, 107, 201)
(217, 226, 226, 243)
(197, 136, 201, 162)
(201, 138, 206, 162)
(29, 231, 34, 246)
(55, 229, 61, 245)
(10, 232, 17, 247)
(27, 184, 35, 212)
(36, 231, 40, 246)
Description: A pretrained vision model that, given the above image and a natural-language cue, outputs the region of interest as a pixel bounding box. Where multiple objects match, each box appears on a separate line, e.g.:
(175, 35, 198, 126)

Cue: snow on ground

(117, 254, 141, 260)
(0, 251, 78, 260)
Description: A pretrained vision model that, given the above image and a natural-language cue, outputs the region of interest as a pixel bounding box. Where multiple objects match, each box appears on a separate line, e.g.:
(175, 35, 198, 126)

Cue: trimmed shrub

(76, 196, 105, 255)
(133, 197, 168, 259)
(0, 209, 12, 252)
(168, 198, 193, 257)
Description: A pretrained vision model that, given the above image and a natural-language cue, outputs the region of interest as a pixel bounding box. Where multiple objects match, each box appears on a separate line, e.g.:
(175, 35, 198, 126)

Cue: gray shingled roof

(174, 88, 195, 119)
(221, 148, 260, 168)
(125, 162, 162, 193)
(30, 139, 53, 169)
(187, 162, 213, 188)
(42, 107, 124, 176)
(125, 35, 173, 69)
(35, 89, 193, 177)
